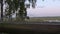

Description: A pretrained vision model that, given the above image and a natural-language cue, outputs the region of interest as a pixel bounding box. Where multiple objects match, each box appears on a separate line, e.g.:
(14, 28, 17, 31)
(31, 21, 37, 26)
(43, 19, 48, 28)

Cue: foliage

(1, 0, 37, 21)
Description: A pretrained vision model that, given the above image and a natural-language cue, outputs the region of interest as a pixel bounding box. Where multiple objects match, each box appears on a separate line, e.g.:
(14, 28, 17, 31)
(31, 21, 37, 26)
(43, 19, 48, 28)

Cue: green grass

(1, 17, 60, 22)
(27, 17, 60, 22)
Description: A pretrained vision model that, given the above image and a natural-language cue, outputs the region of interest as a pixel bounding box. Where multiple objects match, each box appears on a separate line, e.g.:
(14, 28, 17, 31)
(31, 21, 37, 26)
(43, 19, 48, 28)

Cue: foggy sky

(1, 0, 60, 17)
(27, 0, 60, 17)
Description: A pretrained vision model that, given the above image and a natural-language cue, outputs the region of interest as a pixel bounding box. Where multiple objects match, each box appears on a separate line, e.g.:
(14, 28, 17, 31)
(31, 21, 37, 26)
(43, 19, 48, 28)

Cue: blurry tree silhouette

(1, 0, 37, 21)
(1, 0, 3, 21)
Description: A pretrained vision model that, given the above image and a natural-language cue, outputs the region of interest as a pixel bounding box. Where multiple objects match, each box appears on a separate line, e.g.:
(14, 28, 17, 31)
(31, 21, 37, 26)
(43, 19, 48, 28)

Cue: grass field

(0, 17, 60, 34)
(26, 17, 60, 22)
(1, 17, 60, 22)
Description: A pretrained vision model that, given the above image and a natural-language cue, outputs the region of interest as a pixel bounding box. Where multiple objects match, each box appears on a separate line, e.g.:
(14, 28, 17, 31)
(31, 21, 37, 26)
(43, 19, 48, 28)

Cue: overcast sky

(1, 0, 60, 17)
(27, 0, 60, 17)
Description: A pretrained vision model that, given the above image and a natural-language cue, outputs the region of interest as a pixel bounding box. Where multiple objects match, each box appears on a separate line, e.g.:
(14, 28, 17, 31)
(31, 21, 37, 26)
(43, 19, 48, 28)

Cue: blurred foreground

(0, 17, 60, 34)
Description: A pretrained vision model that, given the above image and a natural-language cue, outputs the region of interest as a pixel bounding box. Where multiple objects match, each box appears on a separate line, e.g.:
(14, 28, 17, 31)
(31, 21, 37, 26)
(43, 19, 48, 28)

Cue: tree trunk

(1, 0, 3, 21)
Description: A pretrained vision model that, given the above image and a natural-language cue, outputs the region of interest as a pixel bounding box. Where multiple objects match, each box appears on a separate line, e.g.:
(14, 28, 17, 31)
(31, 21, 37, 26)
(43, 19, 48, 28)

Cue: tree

(1, 0, 3, 21)
(4, 0, 37, 21)
(18, 0, 37, 21)
(5, 0, 14, 20)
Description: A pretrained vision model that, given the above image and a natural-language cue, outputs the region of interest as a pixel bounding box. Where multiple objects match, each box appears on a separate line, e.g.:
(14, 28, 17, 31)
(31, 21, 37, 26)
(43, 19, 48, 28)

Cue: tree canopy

(0, 0, 37, 21)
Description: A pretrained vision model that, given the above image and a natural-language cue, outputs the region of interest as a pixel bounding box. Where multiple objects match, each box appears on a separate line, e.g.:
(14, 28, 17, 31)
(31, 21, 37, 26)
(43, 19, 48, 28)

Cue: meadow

(2, 17, 60, 22)
(26, 17, 60, 22)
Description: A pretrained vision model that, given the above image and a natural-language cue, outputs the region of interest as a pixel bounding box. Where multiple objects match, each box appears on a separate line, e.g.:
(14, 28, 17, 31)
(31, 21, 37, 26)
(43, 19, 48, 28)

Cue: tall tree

(4, 0, 37, 21)
(17, 0, 37, 21)
(1, 0, 3, 21)
(5, 0, 13, 20)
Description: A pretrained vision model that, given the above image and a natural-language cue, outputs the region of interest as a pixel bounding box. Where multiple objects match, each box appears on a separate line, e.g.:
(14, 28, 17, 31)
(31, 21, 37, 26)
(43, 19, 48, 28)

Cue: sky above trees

(27, 0, 60, 17)
(1, 0, 60, 17)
